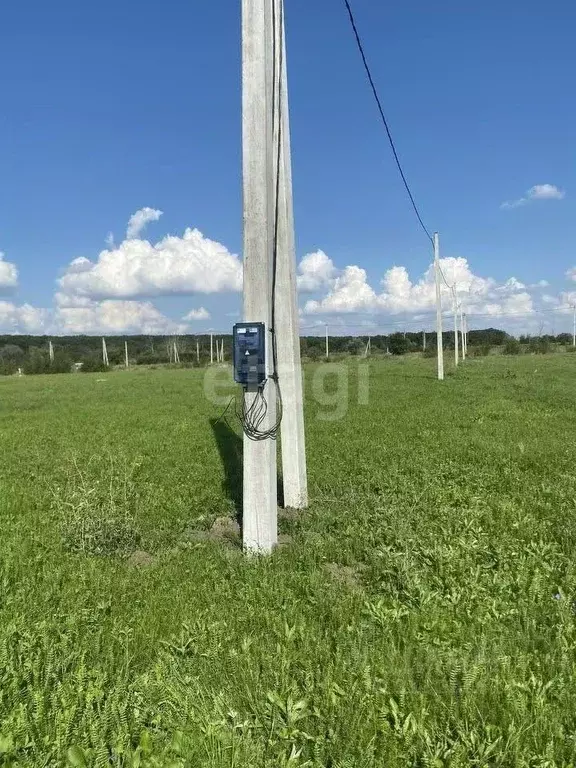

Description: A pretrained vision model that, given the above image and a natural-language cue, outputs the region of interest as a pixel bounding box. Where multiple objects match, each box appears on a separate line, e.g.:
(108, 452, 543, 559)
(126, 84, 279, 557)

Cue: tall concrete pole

(434, 233, 444, 381)
(273, 0, 307, 509)
(422, 330, 426, 352)
(49, 340, 54, 363)
(196, 340, 200, 364)
(210, 332, 214, 364)
(242, 0, 277, 552)
(460, 307, 466, 361)
(325, 325, 329, 358)
(125, 340, 129, 368)
(453, 295, 459, 367)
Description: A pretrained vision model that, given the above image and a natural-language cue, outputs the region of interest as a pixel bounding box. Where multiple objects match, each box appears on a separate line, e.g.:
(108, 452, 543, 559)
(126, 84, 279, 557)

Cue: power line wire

(342, 0, 433, 245)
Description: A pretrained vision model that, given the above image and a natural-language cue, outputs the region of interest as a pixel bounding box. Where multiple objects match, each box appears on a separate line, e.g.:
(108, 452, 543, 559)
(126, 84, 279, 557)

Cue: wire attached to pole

(342, 0, 433, 245)
(237, 0, 284, 442)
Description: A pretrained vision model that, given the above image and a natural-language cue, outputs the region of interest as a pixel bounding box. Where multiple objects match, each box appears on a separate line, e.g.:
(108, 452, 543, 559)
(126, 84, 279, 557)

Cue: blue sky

(1, 0, 575, 336)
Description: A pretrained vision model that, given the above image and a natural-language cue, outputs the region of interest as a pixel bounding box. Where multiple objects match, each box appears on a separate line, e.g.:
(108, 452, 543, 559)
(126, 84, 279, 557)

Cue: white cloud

(530, 184, 565, 201)
(304, 266, 377, 314)
(183, 307, 210, 321)
(297, 250, 337, 292)
(501, 184, 565, 209)
(558, 291, 576, 310)
(0, 301, 48, 333)
(567, 267, 576, 282)
(529, 279, 549, 289)
(302, 254, 536, 320)
(126, 207, 163, 239)
(473, 292, 534, 317)
(0, 253, 18, 291)
(54, 300, 183, 335)
(59, 227, 243, 302)
(0, 296, 185, 336)
(497, 277, 526, 293)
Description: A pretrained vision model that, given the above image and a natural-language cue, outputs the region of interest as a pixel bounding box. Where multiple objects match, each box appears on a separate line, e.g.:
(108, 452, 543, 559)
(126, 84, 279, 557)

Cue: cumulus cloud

(54, 300, 183, 335)
(0, 296, 185, 336)
(126, 207, 163, 239)
(303, 254, 535, 319)
(0, 253, 18, 291)
(558, 291, 576, 310)
(304, 266, 377, 314)
(501, 184, 565, 210)
(183, 307, 210, 321)
(0, 301, 48, 333)
(297, 250, 337, 292)
(530, 279, 550, 289)
(59, 228, 243, 302)
(567, 267, 576, 282)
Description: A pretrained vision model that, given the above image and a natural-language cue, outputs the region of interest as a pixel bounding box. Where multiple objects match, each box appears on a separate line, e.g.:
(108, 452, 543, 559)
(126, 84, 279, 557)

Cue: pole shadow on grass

(210, 417, 243, 528)
(210, 418, 285, 532)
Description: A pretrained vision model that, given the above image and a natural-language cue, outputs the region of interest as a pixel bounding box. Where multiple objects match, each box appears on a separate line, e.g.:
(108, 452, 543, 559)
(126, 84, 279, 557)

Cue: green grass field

(1, 355, 576, 767)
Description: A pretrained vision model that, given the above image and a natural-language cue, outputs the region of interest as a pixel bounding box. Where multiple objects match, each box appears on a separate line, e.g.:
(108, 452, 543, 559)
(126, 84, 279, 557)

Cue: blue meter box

(233, 322, 266, 387)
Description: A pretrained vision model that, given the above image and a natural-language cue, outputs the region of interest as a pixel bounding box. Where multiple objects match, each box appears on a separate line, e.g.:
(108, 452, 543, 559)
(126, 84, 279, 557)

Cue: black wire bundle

(237, 378, 283, 442)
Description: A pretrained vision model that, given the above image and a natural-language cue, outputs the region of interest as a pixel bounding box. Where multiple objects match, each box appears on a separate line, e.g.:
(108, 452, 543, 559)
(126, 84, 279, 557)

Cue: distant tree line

(0, 328, 573, 376)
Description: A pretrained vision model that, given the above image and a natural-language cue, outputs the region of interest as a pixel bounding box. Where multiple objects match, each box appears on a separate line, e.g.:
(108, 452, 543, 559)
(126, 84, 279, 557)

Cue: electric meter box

(233, 322, 266, 387)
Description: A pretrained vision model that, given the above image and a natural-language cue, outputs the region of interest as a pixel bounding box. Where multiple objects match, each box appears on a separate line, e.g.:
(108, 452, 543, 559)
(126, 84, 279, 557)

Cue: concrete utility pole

(125, 341, 129, 368)
(49, 340, 54, 363)
(210, 333, 214, 365)
(453, 296, 459, 366)
(241, 0, 277, 552)
(273, 0, 308, 509)
(102, 338, 109, 367)
(422, 330, 426, 352)
(434, 232, 444, 381)
(325, 325, 329, 358)
(460, 307, 466, 361)
(196, 340, 200, 364)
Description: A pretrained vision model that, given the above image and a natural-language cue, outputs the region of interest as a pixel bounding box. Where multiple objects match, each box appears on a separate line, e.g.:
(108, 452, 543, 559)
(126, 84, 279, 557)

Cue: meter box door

(233, 322, 267, 388)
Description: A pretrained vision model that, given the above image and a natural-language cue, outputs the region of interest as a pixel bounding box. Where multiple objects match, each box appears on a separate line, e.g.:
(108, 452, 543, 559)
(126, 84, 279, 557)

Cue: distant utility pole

(125, 341, 129, 368)
(272, 0, 308, 509)
(173, 341, 180, 364)
(422, 330, 426, 352)
(325, 325, 329, 358)
(220, 339, 225, 362)
(364, 337, 371, 357)
(460, 307, 466, 361)
(241, 0, 277, 552)
(196, 340, 200, 364)
(210, 333, 214, 365)
(453, 296, 459, 367)
(49, 340, 54, 363)
(434, 232, 444, 381)
(102, 338, 109, 367)
(463, 314, 468, 356)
